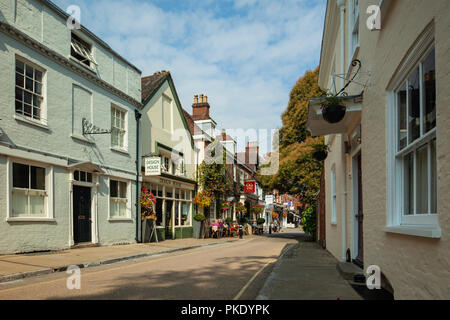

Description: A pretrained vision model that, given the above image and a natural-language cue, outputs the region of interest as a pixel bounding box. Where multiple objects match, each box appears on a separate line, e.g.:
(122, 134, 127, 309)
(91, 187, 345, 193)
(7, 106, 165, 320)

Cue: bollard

(239, 225, 243, 239)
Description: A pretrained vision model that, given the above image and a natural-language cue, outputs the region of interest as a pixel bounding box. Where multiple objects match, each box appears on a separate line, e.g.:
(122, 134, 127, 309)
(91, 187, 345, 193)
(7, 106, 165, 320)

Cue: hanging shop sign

(144, 157, 161, 176)
(244, 180, 256, 194)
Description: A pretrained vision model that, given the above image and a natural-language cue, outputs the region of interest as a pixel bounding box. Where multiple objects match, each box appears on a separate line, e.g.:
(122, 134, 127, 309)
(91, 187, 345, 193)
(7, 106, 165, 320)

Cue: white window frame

(108, 177, 131, 220)
(14, 56, 47, 126)
(70, 32, 97, 68)
(348, 0, 360, 66)
(331, 166, 337, 225)
(6, 157, 54, 221)
(386, 24, 439, 232)
(111, 105, 128, 151)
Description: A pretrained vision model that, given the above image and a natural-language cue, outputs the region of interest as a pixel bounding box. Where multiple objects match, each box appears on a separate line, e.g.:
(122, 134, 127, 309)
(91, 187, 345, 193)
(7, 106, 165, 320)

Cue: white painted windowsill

(7, 217, 56, 222)
(382, 225, 442, 239)
(14, 115, 49, 130)
(110, 147, 129, 155)
(108, 218, 133, 222)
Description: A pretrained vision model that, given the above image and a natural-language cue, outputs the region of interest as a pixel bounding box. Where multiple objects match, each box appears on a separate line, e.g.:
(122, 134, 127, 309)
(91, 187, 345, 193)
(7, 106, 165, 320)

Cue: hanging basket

(313, 150, 328, 161)
(322, 104, 346, 124)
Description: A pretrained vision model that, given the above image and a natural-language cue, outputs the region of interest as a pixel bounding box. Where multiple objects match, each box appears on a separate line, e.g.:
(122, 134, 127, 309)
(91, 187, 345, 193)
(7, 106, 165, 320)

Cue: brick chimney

(192, 94, 210, 121)
(245, 142, 259, 167)
(222, 129, 226, 141)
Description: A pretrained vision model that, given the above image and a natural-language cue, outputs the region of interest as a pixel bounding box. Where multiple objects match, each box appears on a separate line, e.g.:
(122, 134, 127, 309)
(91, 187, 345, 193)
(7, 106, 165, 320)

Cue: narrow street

(0, 232, 299, 300)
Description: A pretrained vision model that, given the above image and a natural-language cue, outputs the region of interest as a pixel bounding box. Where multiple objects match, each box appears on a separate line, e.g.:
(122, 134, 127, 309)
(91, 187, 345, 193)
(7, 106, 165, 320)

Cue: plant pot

(322, 104, 346, 124)
(313, 150, 328, 161)
(193, 219, 203, 239)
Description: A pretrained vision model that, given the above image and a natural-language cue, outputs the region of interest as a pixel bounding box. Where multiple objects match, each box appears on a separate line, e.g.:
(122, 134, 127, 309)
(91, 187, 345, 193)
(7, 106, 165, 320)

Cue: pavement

(0, 236, 246, 284)
(257, 231, 363, 300)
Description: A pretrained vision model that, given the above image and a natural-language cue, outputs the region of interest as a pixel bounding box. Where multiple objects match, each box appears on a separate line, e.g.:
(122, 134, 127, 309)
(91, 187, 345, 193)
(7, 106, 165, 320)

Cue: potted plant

(312, 144, 329, 161)
(321, 95, 346, 124)
(193, 213, 206, 239)
(140, 187, 157, 242)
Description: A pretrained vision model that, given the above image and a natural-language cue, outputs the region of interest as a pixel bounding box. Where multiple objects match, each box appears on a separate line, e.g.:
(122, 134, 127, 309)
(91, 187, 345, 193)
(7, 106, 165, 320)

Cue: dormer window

(71, 32, 97, 68)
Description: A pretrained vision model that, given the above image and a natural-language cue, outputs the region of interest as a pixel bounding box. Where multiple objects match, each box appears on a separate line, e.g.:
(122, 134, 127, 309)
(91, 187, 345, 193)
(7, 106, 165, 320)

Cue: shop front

(142, 175, 195, 241)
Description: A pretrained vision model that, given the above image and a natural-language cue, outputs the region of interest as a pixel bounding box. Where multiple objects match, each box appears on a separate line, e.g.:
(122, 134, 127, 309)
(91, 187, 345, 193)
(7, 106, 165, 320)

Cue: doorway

(353, 153, 364, 268)
(73, 185, 92, 244)
(165, 200, 173, 239)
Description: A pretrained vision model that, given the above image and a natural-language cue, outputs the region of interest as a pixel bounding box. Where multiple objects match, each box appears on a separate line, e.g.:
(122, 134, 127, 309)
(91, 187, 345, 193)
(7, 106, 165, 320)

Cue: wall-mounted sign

(144, 157, 161, 176)
(244, 180, 256, 194)
(265, 195, 274, 205)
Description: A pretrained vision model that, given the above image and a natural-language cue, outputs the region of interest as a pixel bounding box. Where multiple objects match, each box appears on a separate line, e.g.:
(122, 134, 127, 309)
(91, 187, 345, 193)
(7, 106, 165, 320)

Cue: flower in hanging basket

(221, 201, 231, 211)
(251, 205, 264, 214)
(321, 95, 346, 124)
(140, 187, 157, 221)
(272, 212, 279, 219)
(235, 202, 246, 213)
(194, 191, 212, 208)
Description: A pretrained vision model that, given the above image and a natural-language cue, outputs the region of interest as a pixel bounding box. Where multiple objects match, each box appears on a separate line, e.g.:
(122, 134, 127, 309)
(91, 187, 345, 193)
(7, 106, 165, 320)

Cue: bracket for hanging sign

(331, 60, 371, 97)
(82, 118, 111, 135)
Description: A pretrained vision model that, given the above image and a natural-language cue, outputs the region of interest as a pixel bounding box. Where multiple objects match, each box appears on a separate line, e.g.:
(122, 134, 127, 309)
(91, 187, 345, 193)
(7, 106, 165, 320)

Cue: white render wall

(0, 0, 141, 253)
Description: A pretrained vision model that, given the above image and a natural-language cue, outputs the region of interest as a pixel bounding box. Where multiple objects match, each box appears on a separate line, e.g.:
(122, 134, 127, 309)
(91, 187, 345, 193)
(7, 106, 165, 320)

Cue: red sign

(244, 180, 256, 194)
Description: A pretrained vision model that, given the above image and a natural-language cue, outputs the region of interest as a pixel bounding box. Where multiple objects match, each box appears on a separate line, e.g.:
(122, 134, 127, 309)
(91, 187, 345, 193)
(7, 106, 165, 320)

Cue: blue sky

(56, 0, 326, 147)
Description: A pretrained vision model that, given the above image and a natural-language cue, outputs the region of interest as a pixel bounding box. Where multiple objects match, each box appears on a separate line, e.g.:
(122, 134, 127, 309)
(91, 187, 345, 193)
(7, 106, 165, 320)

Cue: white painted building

(0, 0, 142, 253)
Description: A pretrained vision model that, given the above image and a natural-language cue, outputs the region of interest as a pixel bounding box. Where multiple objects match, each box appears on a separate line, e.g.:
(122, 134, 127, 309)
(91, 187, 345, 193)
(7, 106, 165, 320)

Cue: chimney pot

(194, 95, 198, 104)
(200, 94, 204, 103)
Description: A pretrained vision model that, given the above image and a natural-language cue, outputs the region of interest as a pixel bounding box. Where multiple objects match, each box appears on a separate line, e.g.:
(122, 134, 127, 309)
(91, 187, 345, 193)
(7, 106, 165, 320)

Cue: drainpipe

(135, 109, 142, 243)
(337, 0, 347, 261)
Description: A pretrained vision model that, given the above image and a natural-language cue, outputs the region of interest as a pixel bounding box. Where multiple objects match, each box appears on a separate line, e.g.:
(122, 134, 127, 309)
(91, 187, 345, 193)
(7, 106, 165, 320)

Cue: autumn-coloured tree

(259, 67, 326, 204)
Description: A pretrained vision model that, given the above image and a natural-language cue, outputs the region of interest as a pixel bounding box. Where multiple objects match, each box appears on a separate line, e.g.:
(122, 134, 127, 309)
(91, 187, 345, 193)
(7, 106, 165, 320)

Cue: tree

(259, 67, 326, 204)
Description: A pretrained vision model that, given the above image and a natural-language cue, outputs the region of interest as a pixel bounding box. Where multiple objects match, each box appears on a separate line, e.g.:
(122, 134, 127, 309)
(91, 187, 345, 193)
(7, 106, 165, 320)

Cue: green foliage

(256, 218, 266, 225)
(194, 214, 206, 222)
(225, 217, 233, 223)
(322, 95, 344, 109)
(258, 67, 326, 204)
(301, 205, 316, 237)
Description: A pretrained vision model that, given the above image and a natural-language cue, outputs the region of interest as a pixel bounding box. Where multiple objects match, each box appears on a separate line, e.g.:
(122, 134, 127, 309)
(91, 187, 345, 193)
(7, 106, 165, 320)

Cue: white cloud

(57, 0, 325, 150)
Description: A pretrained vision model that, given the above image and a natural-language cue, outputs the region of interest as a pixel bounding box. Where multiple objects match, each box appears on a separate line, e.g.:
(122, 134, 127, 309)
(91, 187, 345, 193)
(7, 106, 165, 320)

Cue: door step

(71, 243, 100, 250)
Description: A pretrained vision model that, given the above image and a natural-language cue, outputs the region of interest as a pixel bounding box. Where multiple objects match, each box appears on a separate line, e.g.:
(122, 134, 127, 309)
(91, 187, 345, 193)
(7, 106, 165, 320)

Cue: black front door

(165, 200, 173, 238)
(73, 186, 92, 243)
(354, 154, 364, 268)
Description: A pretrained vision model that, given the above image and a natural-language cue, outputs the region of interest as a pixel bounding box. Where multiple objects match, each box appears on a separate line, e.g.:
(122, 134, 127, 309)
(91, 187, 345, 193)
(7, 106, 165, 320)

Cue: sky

(56, 0, 326, 151)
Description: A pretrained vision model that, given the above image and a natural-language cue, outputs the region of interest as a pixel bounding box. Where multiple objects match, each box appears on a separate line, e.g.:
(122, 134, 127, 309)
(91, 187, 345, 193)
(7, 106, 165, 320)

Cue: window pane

(175, 189, 180, 199)
(16, 73, 24, 88)
(26, 65, 33, 78)
(30, 194, 45, 215)
(80, 171, 86, 182)
(423, 48, 436, 132)
(110, 201, 118, 217)
(15, 100, 23, 114)
(119, 201, 127, 216)
(35, 70, 42, 82)
(16, 61, 24, 74)
(110, 180, 118, 197)
(408, 69, 420, 143)
(24, 91, 32, 105)
(13, 163, 29, 188)
(175, 201, 180, 226)
(30, 166, 45, 190)
(119, 181, 127, 198)
(181, 202, 189, 226)
(12, 190, 28, 216)
(403, 153, 414, 215)
(156, 199, 163, 226)
(74, 170, 79, 181)
(430, 139, 437, 213)
(398, 84, 407, 150)
(24, 103, 31, 117)
(35, 82, 42, 95)
(416, 145, 428, 214)
(87, 172, 92, 183)
(25, 77, 33, 91)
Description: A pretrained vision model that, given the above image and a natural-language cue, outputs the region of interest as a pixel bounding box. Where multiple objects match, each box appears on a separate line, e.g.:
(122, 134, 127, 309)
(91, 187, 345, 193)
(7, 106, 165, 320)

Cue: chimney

(222, 129, 226, 141)
(245, 142, 259, 167)
(192, 93, 211, 121)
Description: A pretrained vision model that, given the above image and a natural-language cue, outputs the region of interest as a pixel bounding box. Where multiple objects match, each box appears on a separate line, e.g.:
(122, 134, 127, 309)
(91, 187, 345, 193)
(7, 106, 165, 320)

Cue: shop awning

(306, 94, 363, 137)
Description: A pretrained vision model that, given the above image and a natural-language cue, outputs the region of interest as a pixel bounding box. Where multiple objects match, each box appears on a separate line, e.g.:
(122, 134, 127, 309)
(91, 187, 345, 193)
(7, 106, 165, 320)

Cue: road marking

(0, 239, 254, 294)
(233, 260, 273, 300)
